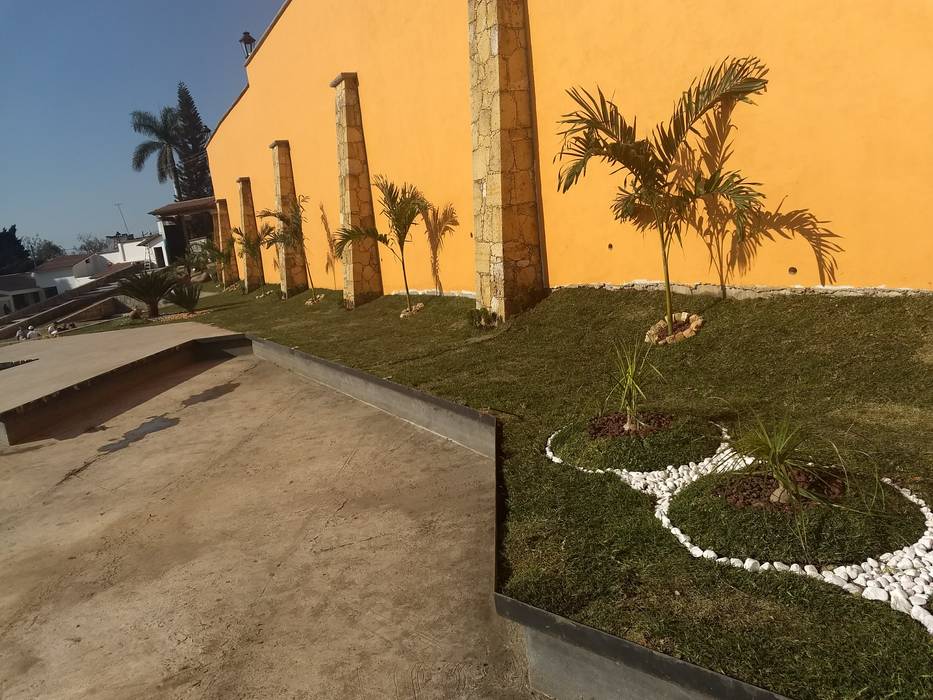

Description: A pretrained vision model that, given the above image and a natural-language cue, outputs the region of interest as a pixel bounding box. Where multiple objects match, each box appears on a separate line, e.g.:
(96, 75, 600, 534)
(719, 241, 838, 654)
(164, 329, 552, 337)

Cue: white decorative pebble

(863, 587, 889, 602)
(911, 606, 933, 634)
(545, 428, 933, 635)
(891, 589, 913, 614)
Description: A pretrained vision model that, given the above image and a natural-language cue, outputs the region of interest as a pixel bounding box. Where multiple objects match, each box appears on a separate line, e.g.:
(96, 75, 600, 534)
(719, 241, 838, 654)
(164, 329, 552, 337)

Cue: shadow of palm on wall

(674, 99, 843, 297)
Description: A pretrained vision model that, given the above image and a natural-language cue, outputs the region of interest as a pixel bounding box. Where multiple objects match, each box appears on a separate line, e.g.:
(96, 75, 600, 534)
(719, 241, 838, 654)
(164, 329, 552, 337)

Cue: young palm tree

(557, 57, 769, 334)
(258, 196, 317, 298)
(131, 107, 181, 200)
(232, 225, 267, 292)
(421, 202, 459, 295)
(674, 100, 842, 298)
(334, 176, 426, 313)
(117, 269, 177, 318)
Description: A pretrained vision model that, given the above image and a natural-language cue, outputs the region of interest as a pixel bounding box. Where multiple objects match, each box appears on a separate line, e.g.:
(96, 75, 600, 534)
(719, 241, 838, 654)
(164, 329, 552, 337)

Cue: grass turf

(81, 284, 933, 698)
(549, 415, 723, 472)
(669, 472, 926, 565)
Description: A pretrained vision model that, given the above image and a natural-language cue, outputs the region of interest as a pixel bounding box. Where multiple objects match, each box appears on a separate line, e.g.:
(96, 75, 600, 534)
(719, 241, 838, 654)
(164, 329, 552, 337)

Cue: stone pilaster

(330, 72, 383, 309)
(469, 0, 545, 319)
(214, 199, 240, 287)
(270, 139, 309, 297)
(236, 177, 264, 293)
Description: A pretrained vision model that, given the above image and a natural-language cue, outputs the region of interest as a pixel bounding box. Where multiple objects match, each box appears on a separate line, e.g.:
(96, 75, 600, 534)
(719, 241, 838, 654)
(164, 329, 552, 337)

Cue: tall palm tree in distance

(131, 107, 181, 200)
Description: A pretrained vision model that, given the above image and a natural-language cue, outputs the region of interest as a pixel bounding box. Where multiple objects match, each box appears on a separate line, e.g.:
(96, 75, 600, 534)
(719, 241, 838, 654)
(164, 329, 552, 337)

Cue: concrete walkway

(0, 355, 527, 698)
(0, 323, 233, 413)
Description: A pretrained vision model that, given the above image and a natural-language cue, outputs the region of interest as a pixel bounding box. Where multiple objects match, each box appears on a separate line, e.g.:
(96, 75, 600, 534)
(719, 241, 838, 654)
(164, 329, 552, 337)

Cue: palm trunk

(148, 301, 160, 318)
(400, 253, 413, 312)
(658, 230, 674, 334)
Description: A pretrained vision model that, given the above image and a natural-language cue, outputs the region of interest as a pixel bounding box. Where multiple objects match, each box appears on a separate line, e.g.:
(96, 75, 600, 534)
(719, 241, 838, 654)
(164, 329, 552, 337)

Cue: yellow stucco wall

(209, 0, 933, 295)
(207, 0, 476, 294)
(527, 0, 933, 290)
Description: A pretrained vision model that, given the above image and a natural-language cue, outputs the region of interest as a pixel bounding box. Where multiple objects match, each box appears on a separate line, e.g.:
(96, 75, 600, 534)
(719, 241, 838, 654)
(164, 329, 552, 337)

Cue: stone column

(270, 139, 309, 297)
(214, 199, 240, 287)
(236, 177, 264, 293)
(469, 0, 545, 319)
(331, 72, 383, 309)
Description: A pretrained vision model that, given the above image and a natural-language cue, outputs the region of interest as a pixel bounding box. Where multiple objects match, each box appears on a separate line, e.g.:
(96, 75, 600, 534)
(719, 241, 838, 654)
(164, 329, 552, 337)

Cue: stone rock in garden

(863, 587, 889, 602)
(716, 557, 729, 564)
(773, 562, 789, 572)
(833, 566, 849, 581)
(760, 563, 772, 571)
(804, 565, 821, 577)
(865, 557, 880, 569)
(702, 549, 717, 559)
(690, 546, 704, 558)
(842, 583, 863, 595)
(846, 565, 861, 579)
(744, 558, 760, 572)
(823, 572, 847, 587)
(790, 563, 803, 574)
(910, 594, 929, 607)
(891, 589, 913, 614)
(730, 558, 744, 568)
(911, 606, 933, 634)
(769, 486, 791, 505)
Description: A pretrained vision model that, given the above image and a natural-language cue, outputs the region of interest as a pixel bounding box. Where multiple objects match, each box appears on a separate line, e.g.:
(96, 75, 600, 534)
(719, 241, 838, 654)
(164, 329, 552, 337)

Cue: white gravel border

(545, 428, 933, 634)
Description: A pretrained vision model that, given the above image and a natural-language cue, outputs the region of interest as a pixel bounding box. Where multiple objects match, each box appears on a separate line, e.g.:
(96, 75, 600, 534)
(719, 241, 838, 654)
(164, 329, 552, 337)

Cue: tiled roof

(34, 254, 90, 272)
(148, 196, 215, 218)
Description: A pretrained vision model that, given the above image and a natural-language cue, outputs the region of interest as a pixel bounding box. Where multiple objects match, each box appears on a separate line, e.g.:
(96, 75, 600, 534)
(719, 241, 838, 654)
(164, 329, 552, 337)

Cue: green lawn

(83, 284, 933, 698)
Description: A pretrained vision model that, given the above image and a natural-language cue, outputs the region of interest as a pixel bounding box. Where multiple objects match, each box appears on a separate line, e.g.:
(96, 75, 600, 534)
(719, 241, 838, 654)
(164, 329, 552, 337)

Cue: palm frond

(320, 204, 337, 275)
(556, 86, 658, 192)
(373, 176, 425, 251)
(653, 56, 768, 169)
(333, 225, 384, 258)
(131, 140, 162, 173)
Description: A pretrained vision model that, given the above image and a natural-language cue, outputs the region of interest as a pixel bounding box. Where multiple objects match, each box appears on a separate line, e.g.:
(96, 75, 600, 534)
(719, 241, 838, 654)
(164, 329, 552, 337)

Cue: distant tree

(175, 83, 213, 199)
(23, 234, 65, 268)
(0, 225, 30, 274)
(76, 234, 111, 255)
(131, 106, 182, 200)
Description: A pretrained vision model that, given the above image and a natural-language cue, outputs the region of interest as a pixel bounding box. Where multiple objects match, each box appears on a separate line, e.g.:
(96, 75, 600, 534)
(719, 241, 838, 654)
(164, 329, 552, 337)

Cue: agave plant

(731, 417, 843, 508)
(673, 99, 842, 298)
(117, 269, 177, 318)
(232, 225, 266, 291)
(421, 202, 459, 295)
(335, 176, 427, 312)
(258, 196, 317, 298)
(557, 57, 769, 334)
(165, 280, 201, 312)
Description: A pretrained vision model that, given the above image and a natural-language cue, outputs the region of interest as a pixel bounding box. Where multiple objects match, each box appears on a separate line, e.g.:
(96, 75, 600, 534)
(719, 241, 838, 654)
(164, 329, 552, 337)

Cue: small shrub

(469, 307, 498, 329)
(166, 281, 202, 313)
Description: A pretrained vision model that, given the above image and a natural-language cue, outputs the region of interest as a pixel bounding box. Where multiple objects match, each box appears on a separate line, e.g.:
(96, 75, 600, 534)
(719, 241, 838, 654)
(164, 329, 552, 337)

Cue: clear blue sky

(0, 0, 281, 250)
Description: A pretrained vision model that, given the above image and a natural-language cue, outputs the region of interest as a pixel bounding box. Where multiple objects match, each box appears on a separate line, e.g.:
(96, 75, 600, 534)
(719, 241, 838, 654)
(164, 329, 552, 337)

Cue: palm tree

(674, 99, 842, 298)
(335, 176, 426, 313)
(258, 196, 317, 299)
(117, 269, 177, 318)
(421, 202, 459, 295)
(556, 57, 769, 334)
(131, 107, 181, 200)
(232, 224, 267, 292)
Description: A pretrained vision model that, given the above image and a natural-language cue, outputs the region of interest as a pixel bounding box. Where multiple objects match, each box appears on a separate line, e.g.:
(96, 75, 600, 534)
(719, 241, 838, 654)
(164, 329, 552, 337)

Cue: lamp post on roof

(239, 31, 256, 59)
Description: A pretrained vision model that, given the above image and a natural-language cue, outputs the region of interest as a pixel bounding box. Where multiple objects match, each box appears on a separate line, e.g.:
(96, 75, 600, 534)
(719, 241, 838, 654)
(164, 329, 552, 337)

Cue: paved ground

(0, 354, 528, 698)
(0, 323, 233, 413)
